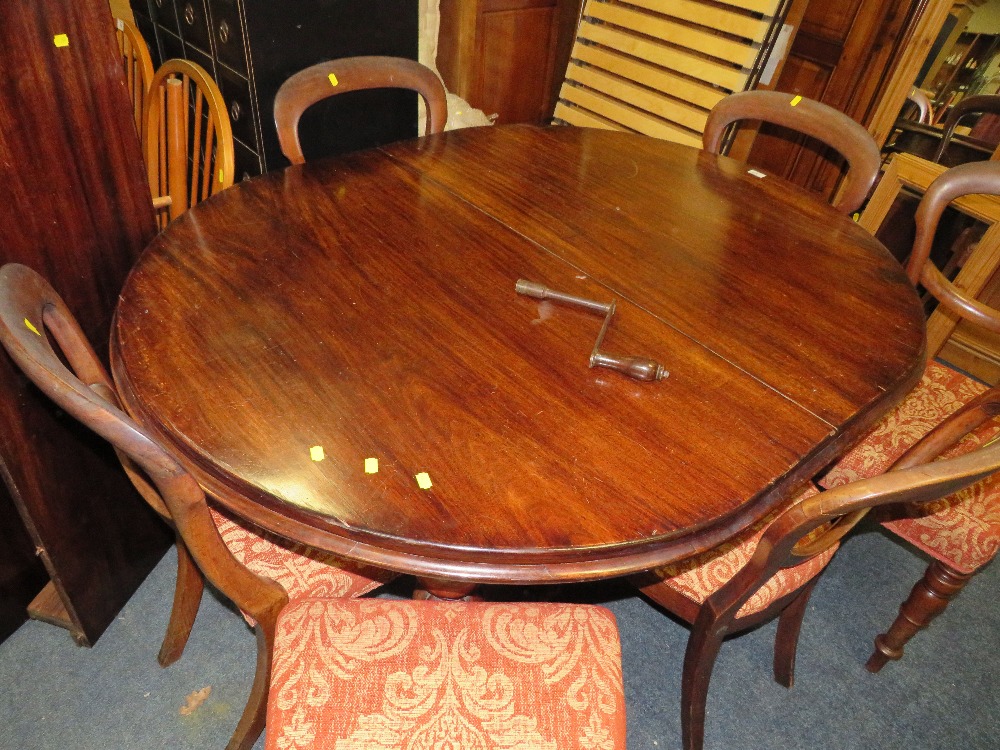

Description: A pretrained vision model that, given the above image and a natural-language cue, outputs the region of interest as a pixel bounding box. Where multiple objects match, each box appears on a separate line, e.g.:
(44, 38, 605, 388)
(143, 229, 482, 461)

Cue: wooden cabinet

(130, 0, 420, 175)
(437, 0, 582, 124)
(927, 32, 1000, 119)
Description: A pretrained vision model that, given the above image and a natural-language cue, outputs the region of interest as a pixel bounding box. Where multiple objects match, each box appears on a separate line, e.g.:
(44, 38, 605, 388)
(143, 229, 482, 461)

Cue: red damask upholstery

(210, 507, 393, 600)
(820, 360, 1000, 573)
(652, 487, 836, 617)
(266, 599, 627, 750)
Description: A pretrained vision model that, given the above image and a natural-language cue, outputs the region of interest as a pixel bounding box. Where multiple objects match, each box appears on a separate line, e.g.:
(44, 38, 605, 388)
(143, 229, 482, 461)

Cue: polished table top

(112, 125, 926, 584)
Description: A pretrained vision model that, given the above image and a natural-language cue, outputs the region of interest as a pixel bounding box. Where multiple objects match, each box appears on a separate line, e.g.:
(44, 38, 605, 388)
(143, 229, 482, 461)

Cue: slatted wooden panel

(554, 0, 786, 145)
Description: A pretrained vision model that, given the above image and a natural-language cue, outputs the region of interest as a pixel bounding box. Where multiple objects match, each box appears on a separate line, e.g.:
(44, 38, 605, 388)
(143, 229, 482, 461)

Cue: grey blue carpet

(1, 518, 997, 749)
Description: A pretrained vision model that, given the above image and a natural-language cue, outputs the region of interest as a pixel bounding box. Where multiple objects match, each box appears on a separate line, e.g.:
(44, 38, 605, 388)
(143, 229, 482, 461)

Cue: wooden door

(745, 0, 919, 200)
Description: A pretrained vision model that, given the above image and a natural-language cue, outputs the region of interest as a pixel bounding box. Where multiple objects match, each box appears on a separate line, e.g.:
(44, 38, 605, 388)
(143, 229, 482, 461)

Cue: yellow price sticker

(310, 445, 325, 462)
(415, 472, 432, 490)
(790, 95, 802, 107)
(364, 457, 379, 474)
(328, 73, 339, 87)
(24, 318, 41, 336)
(53, 34, 69, 48)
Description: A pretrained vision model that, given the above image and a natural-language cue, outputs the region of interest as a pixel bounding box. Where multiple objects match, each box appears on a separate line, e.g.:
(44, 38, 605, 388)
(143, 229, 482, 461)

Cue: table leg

(413, 577, 482, 601)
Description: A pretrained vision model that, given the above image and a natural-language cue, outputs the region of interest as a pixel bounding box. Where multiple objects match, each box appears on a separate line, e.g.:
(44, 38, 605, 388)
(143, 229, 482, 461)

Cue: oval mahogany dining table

(111, 124, 926, 590)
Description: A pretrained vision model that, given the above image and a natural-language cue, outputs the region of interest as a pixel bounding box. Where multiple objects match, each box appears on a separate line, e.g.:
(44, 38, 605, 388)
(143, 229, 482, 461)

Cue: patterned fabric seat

(650, 487, 836, 618)
(210, 507, 393, 600)
(820, 360, 1000, 573)
(265, 599, 627, 750)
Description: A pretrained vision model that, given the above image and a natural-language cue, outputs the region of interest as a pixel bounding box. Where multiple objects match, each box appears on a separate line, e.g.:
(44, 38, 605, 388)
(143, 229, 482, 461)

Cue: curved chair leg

(226, 610, 278, 750)
(866, 560, 974, 673)
(681, 618, 726, 750)
(158, 537, 205, 667)
(773, 578, 819, 688)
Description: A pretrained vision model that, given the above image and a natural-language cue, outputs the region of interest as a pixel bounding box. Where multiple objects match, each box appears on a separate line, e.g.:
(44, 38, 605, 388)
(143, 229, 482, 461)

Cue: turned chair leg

(681, 618, 726, 750)
(773, 577, 819, 688)
(866, 559, 973, 673)
(158, 537, 205, 667)
(226, 612, 278, 750)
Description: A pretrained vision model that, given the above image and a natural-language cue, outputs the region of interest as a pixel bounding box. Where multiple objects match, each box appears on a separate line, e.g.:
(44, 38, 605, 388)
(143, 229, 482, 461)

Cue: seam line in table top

(379, 145, 838, 433)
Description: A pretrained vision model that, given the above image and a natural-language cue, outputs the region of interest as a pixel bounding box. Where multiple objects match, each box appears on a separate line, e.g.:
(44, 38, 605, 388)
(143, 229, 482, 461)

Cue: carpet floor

(1, 518, 997, 749)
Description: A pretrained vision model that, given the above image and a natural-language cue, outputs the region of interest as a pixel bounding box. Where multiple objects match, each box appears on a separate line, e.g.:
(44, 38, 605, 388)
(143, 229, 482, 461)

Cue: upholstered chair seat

(210, 507, 393, 602)
(265, 599, 627, 750)
(652, 488, 837, 619)
(820, 360, 1000, 575)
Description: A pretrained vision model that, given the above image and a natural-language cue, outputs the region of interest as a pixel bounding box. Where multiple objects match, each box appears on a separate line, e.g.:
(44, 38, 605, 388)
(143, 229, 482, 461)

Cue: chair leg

(866, 560, 973, 673)
(158, 537, 205, 667)
(681, 618, 726, 750)
(773, 578, 819, 688)
(226, 610, 278, 750)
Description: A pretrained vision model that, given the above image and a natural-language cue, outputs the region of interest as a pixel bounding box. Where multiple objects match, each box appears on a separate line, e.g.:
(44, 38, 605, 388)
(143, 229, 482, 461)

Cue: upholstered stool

(265, 599, 627, 749)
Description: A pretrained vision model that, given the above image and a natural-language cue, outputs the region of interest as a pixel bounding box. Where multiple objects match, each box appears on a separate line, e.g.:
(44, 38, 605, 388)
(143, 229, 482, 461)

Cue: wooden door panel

(480, 6, 559, 123)
(746, 0, 917, 202)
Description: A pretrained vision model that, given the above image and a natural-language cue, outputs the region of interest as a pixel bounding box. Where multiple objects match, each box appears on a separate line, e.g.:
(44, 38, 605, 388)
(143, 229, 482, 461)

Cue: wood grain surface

(112, 125, 926, 583)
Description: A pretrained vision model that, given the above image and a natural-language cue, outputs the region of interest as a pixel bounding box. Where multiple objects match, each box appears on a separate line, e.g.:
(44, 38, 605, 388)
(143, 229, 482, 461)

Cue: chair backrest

(702, 382, 1000, 625)
(114, 17, 154, 135)
(702, 90, 882, 214)
(904, 88, 933, 125)
(932, 94, 1000, 164)
(273, 56, 448, 165)
(143, 59, 235, 229)
(905, 160, 1000, 355)
(0, 263, 286, 624)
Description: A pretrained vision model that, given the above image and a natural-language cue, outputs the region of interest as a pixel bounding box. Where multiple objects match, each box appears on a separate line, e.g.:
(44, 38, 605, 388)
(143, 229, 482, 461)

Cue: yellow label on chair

(364, 457, 379, 474)
(23, 318, 41, 336)
(310, 445, 325, 461)
(790, 95, 802, 107)
(415, 472, 432, 489)
(328, 73, 339, 87)
(53, 34, 69, 48)
(218, 168, 224, 184)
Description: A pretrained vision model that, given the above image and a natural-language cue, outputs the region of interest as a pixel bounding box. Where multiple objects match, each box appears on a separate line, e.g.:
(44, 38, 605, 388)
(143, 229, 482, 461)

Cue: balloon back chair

(821, 160, 1000, 672)
(0, 262, 627, 750)
(273, 55, 447, 165)
(702, 90, 881, 214)
(633, 393, 1000, 750)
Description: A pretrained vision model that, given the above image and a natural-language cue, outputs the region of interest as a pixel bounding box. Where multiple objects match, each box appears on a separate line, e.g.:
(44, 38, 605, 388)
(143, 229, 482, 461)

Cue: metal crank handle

(514, 279, 613, 315)
(591, 351, 668, 381)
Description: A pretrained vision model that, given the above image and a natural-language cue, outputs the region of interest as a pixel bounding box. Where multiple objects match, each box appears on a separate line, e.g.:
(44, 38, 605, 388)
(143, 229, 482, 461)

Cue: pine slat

(587, 2, 761, 67)
(578, 23, 747, 90)
(560, 84, 703, 146)
(621, 0, 774, 40)
(553, 102, 625, 131)
(571, 42, 727, 111)
(568, 62, 710, 132)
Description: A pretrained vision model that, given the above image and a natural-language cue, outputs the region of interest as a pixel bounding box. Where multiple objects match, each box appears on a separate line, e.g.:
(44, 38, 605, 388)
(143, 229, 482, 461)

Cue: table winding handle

(591, 351, 667, 382)
(515, 278, 668, 382)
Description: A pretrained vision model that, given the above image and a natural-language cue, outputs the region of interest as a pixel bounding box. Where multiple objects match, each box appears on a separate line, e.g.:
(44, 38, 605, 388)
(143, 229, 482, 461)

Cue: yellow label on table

(415, 472, 432, 489)
(310, 445, 325, 461)
(328, 73, 339, 87)
(364, 457, 379, 474)
(53, 34, 69, 48)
